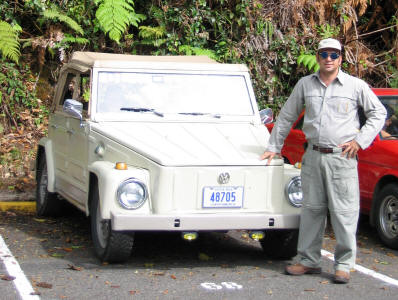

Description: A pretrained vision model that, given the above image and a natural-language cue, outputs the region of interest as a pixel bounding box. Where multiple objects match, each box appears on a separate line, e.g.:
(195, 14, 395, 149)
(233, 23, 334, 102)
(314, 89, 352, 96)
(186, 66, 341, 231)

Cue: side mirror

(63, 99, 84, 127)
(259, 108, 273, 125)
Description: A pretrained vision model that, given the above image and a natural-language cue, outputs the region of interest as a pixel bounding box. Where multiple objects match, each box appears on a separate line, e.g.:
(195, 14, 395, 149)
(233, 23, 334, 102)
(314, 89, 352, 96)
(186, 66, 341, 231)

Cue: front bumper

(111, 212, 300, 231)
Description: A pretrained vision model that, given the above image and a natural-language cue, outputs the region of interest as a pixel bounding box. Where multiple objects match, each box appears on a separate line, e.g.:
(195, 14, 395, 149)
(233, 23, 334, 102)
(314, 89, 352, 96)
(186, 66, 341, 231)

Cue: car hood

(91, 122, 273, 166)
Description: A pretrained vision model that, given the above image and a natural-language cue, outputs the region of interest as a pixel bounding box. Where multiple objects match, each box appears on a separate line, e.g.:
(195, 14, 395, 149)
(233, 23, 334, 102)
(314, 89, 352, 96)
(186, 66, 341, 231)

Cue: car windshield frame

(91, 69, 257, 121)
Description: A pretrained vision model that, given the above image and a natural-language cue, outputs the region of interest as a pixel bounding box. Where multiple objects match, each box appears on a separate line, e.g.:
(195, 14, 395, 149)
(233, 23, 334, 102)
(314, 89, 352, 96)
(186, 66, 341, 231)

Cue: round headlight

(285, 176, 303, 207)
(117, 178, 148, 209)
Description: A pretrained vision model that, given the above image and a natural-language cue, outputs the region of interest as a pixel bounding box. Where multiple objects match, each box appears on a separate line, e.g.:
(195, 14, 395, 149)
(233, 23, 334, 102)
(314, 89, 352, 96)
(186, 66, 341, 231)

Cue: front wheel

(260, 229, 298, 259)
(374, 184, 398, 249)
(90, 184, 134, 263)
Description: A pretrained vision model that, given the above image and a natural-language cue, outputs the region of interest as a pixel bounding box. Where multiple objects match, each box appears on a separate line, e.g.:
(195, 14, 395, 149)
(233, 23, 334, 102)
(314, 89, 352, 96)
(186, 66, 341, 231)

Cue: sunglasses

(319, 51, 340, 60)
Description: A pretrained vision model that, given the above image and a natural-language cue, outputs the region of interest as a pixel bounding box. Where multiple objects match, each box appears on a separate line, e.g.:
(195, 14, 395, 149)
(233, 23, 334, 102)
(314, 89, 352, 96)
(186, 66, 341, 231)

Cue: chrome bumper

(111, 212, 300, 231)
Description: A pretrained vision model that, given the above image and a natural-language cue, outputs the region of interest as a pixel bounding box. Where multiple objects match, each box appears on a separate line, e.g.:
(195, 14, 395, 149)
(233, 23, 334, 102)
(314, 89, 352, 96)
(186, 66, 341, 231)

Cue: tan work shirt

(267, 70, 387, 153)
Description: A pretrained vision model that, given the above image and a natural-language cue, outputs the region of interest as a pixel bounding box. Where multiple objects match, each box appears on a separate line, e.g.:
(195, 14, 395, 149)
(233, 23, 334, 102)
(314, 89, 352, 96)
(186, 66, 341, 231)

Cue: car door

(50, 72, 77, 192)
(64, 72, 91, 207)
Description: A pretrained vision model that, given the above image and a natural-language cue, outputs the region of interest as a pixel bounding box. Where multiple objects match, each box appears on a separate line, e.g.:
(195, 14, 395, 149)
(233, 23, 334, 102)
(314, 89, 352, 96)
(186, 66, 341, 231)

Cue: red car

(266, 88, 398, 249)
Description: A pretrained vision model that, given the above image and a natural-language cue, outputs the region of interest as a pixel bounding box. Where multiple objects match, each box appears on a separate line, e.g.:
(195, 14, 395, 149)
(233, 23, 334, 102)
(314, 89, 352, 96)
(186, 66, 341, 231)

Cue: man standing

(261, 38, 386, 284)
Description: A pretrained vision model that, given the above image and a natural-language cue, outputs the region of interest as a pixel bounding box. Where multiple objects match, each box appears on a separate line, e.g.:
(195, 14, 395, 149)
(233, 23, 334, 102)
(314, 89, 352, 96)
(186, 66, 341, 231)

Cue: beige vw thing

(35, 52, 303, 263)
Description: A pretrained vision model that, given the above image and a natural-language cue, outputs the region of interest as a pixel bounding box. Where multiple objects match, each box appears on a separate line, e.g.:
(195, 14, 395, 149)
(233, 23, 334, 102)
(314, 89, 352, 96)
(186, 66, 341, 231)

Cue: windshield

(379, 96, 398, 138)
(96, 71, 254, 116)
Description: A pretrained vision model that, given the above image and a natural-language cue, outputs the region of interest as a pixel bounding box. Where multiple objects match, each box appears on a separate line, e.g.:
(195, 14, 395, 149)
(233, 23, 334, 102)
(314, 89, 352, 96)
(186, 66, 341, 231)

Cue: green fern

(0, 21, 20, 63)
(129, 12, 146, 27)
(95, 0, 144, 43)
(178, 45, 218, 60)
(138, 26, 166, 47)
(297, 54, 320, 72)
(42, 9, 84, 35)
(61, 35, 90, 45)
(139, 26, 165, 39)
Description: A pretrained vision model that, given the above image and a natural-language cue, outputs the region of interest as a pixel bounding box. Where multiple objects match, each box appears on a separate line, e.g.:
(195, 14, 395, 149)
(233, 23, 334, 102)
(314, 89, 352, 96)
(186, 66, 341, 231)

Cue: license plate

(202, 186, 244, 208)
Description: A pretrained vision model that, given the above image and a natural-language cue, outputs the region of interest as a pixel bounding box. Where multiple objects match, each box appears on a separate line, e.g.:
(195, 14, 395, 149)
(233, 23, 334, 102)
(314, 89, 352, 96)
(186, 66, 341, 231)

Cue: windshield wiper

(120, 107, 164, 117)
(178, 112, 221, 118)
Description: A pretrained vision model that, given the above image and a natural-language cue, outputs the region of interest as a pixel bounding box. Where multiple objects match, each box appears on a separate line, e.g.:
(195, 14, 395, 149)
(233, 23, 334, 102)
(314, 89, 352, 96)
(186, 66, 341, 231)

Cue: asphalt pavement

(1, 205, 398, 300)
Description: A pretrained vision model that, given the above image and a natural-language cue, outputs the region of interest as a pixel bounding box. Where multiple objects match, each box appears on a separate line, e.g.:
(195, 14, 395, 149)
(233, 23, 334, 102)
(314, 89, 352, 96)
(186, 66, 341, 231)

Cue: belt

(312, 145, 345, 153)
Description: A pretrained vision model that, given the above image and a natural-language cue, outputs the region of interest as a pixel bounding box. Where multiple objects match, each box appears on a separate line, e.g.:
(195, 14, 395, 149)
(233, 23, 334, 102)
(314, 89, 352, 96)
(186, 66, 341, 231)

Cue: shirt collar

(313, 69, 345, 85)
(336, 69, 345, 85)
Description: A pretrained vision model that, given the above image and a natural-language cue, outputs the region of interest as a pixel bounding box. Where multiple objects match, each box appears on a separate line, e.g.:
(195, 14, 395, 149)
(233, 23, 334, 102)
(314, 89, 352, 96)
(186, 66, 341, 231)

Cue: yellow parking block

(0, 201, 36, 212)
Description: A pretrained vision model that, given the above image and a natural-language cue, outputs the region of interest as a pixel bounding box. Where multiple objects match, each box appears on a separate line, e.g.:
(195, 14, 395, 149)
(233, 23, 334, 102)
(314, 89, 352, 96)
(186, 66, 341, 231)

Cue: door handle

(67, 129, 74, 135)
(50, 124, 58, 129)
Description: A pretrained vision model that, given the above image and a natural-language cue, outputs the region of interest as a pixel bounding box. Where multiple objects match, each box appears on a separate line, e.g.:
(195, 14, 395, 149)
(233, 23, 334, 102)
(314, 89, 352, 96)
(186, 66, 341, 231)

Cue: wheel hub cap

(381, 196, 398, 239)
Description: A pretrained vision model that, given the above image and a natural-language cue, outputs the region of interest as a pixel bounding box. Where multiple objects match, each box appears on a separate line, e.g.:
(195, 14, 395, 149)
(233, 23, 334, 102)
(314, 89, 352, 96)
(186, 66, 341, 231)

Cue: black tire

(374, 184, 398, 249)
(260, 229, 298, 259)
(36, 156, 63, 216)
(90, 184, 134, 263)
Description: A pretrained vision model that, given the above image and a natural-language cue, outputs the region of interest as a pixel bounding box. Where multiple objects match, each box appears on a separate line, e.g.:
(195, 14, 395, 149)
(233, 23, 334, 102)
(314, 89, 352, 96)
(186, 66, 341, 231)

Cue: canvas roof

(62, 51, 248, 73)
(71, 52, 216, 66)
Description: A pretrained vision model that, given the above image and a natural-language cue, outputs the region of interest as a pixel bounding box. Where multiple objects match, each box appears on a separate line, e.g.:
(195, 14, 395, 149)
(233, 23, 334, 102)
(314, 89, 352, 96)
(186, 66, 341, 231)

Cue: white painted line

(0, 235, 40, 300)
(321, 249, 398, 287)
(200, 282, 243, 290)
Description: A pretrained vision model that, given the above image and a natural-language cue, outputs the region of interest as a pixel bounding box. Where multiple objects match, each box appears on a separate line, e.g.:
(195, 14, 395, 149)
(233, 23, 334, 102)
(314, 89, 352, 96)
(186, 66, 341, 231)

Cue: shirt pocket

(304, 93, 323, 120)
(327, 94, 357, 119)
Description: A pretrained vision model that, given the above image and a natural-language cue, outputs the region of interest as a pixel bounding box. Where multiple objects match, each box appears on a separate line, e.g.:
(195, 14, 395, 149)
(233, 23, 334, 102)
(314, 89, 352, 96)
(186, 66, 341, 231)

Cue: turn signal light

(294, 162, 302, 169)
(115, 162, 128, 170)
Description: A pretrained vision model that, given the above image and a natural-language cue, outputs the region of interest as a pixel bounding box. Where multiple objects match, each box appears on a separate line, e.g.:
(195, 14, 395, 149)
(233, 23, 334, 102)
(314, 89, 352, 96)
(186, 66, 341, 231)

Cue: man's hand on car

(260, 151, 279, 165)
(339, 140, 361, 159)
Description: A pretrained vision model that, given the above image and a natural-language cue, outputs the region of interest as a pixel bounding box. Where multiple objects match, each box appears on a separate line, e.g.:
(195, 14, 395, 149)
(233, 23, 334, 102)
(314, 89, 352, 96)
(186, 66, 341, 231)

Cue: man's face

(316, 48, 342, 74)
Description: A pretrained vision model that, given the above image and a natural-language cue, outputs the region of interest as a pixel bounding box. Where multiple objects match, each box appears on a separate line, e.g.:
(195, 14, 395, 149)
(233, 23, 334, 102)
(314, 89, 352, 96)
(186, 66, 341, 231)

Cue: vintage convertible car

(266, 88, 398, 249)
(35, 52, 302, 262)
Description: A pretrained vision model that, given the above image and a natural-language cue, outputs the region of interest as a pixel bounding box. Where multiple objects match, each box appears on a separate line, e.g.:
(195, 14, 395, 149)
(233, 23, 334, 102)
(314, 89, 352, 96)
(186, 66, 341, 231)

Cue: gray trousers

(297, 146, 359, 272)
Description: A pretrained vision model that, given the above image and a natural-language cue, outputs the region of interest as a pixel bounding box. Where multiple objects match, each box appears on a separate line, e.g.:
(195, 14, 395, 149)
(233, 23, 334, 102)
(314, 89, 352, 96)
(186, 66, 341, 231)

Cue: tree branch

(358, 24, 398, 38)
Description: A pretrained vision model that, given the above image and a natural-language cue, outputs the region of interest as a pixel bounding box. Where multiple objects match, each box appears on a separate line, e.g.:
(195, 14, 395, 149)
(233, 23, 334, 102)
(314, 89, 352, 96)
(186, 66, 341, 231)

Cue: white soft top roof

(64, 52, 248, 72)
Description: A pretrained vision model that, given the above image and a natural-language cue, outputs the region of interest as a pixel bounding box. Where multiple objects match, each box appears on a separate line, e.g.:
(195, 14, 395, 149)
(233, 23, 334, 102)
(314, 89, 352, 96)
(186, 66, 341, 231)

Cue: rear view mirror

(259, 108, 273, 124)
(63, 99, 84, 127)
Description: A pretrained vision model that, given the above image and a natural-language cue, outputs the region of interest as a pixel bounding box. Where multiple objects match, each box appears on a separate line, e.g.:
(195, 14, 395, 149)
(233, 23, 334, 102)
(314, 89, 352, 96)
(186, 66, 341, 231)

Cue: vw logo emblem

(218, 172, 230, 184)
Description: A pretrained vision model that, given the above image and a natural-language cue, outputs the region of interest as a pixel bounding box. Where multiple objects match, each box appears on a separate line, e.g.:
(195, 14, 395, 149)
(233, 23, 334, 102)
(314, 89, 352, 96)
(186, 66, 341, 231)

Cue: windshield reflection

(96, 71, 254, 116)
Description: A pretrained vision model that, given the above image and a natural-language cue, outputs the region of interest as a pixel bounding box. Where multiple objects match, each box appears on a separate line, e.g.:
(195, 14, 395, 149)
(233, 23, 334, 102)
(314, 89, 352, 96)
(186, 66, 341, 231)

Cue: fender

(88, 161, 151, 219)
(38, 138, 56, 193)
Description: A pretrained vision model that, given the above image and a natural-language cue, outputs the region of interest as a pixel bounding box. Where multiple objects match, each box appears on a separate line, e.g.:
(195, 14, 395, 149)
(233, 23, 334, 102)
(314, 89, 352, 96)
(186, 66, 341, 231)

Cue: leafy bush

(0, 60, 46, 134)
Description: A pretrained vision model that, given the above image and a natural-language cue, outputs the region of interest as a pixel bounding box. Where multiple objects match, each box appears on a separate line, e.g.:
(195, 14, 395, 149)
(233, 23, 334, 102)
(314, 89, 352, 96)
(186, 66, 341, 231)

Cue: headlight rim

(285, 175, 303, 208)
(117, 178, 148, 210)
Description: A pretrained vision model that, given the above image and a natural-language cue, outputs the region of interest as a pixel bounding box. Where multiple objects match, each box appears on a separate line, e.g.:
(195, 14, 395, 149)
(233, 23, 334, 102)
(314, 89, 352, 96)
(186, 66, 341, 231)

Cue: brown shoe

(334, 270, 350, 284)
(285, 263, 322, 276)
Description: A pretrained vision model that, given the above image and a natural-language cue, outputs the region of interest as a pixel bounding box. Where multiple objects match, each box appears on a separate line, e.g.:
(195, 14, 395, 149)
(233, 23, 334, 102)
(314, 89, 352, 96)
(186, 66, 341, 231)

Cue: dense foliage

(0, 0, 397, 187)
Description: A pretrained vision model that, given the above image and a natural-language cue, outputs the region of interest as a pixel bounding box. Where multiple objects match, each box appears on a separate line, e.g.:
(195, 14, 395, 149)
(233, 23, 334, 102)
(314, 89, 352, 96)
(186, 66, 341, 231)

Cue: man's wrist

(353, 139, 363, 149)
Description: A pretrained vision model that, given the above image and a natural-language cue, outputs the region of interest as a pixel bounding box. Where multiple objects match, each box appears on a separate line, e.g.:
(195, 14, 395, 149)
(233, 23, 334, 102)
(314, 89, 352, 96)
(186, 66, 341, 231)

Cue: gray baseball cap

(318, 38, 342, 51)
